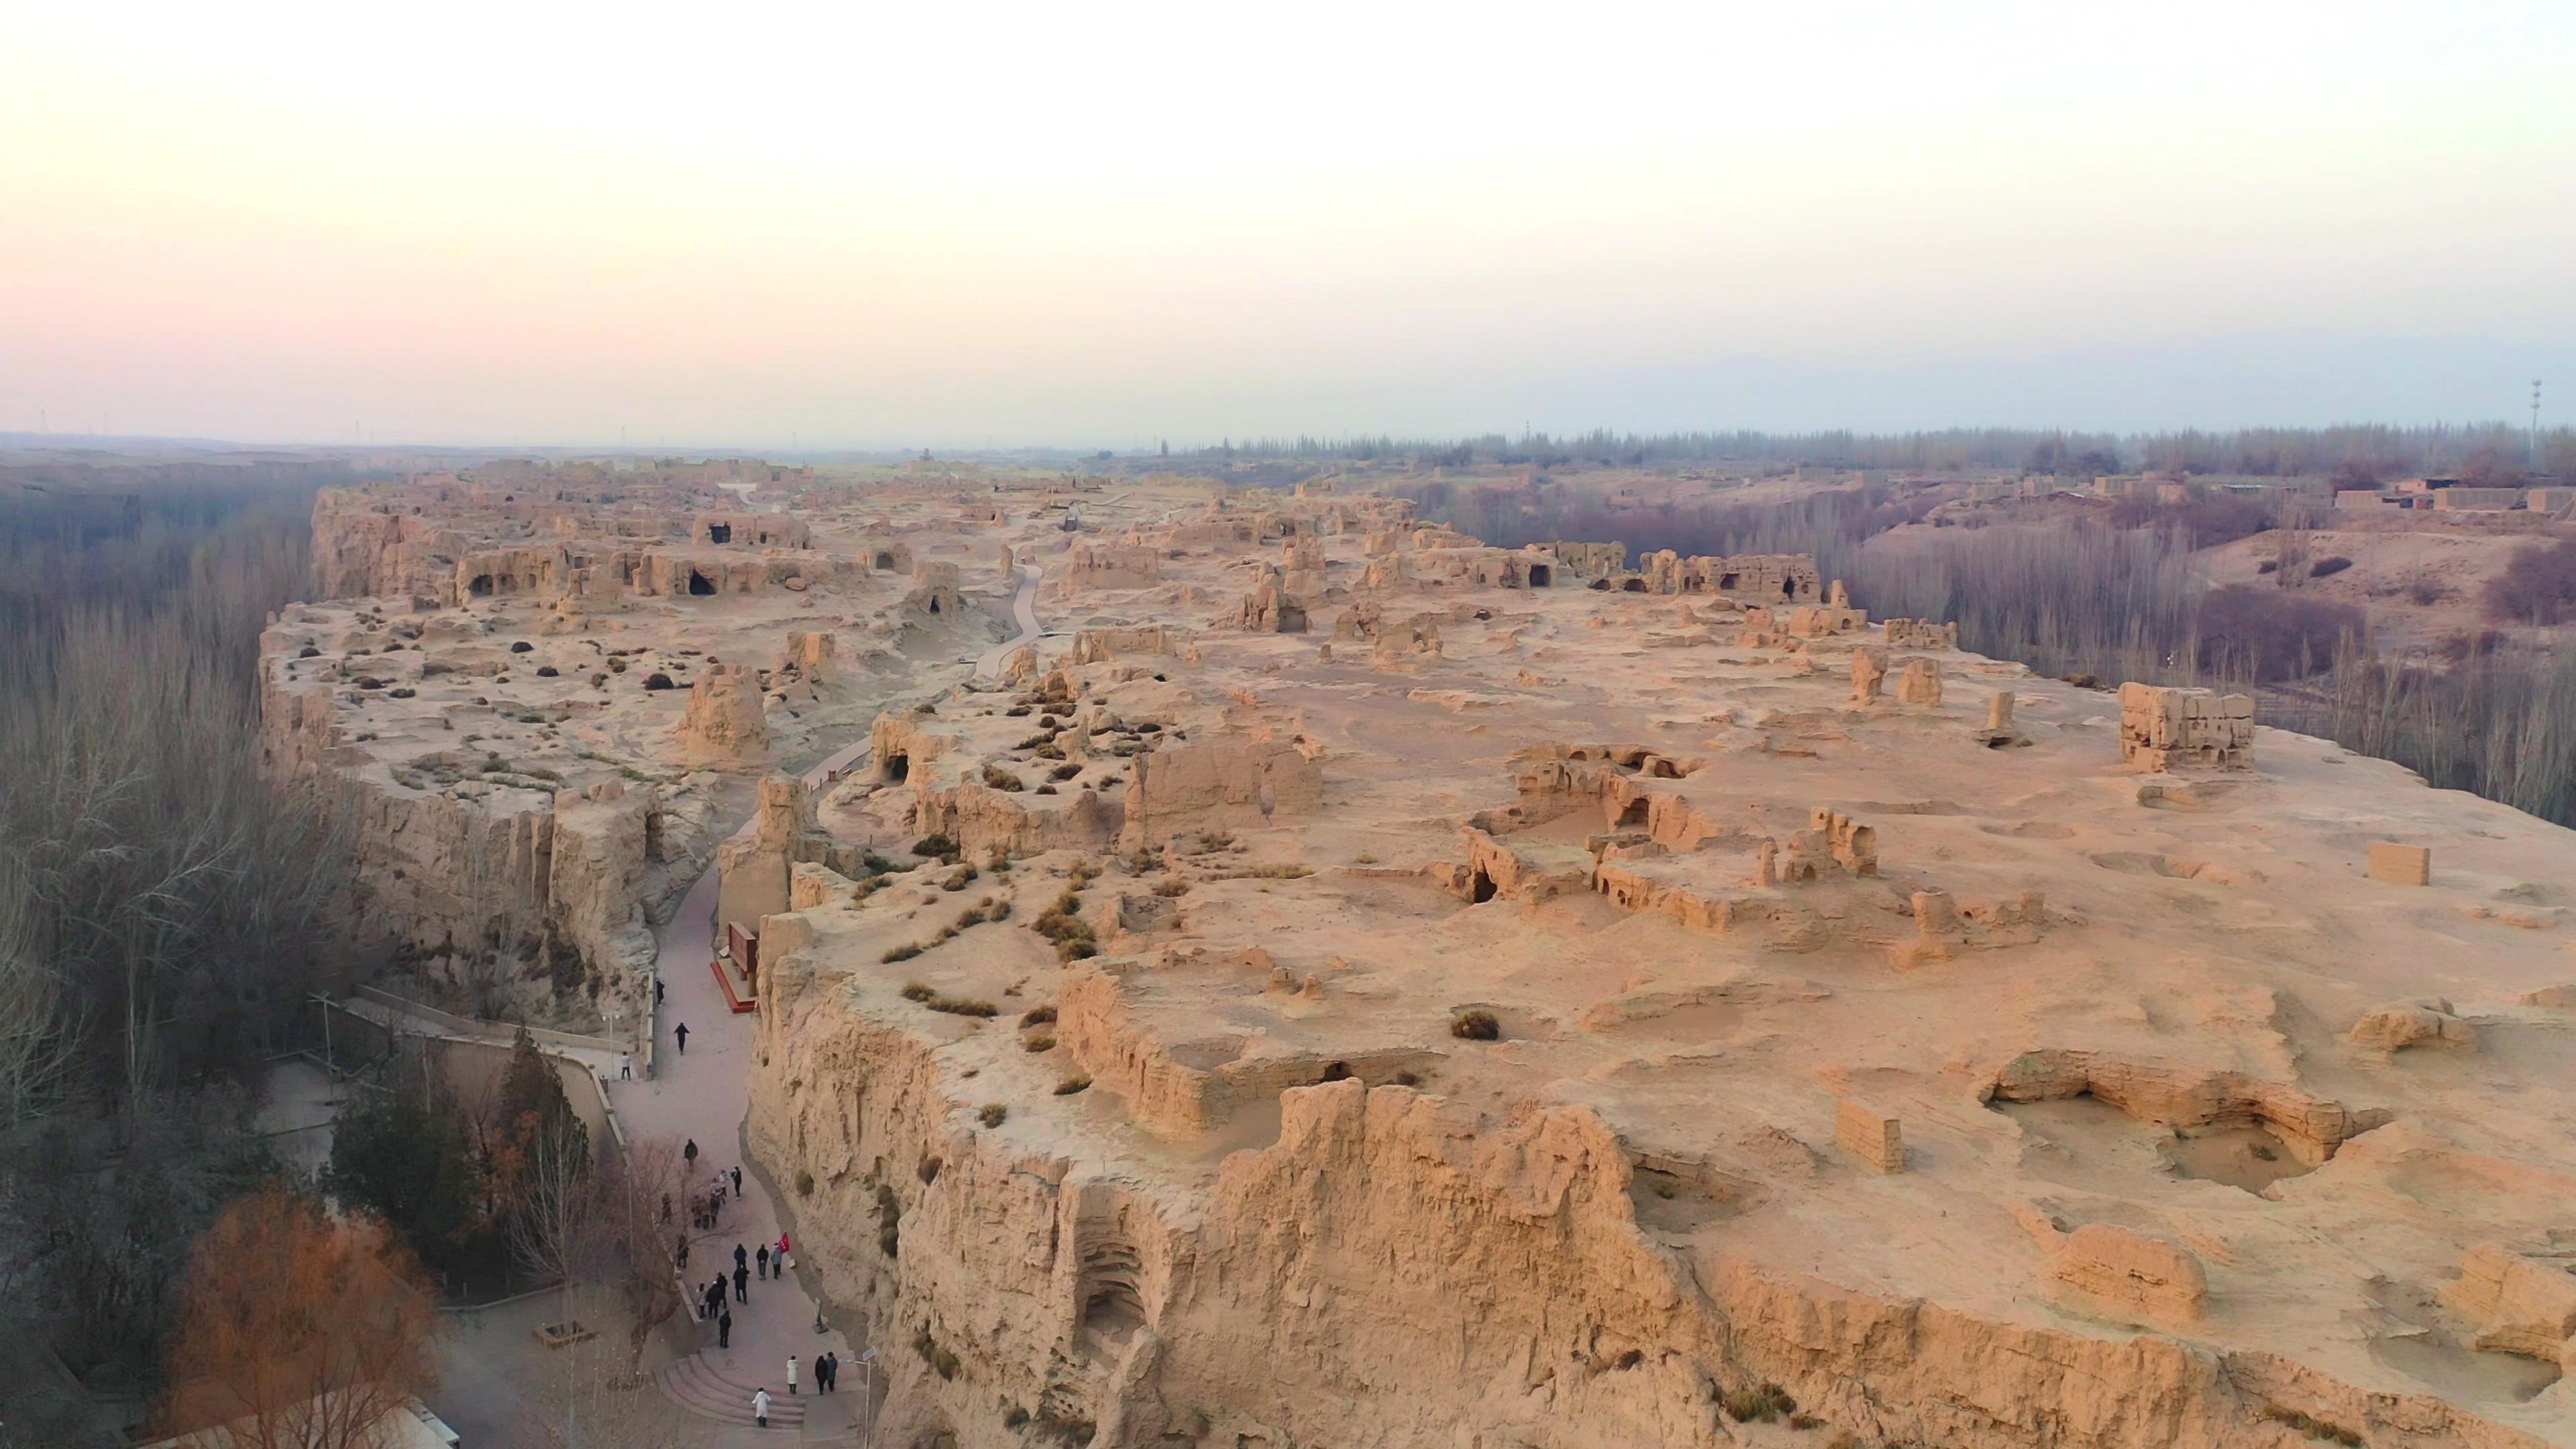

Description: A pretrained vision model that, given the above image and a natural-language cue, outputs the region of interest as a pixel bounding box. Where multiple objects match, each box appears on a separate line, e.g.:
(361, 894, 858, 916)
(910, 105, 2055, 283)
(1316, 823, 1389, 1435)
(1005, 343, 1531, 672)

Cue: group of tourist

(751, 1350, 847, 1427)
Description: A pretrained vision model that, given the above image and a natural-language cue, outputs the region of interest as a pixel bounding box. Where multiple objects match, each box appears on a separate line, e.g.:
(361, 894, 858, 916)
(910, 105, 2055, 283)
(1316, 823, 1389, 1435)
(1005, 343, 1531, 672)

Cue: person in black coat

(733, 1263, 749, 1303)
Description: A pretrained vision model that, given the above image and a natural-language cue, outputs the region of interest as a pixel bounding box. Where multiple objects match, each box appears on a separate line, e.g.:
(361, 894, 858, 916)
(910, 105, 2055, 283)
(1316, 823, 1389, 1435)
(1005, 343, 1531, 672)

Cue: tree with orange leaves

(152, 1187, 445, 1449)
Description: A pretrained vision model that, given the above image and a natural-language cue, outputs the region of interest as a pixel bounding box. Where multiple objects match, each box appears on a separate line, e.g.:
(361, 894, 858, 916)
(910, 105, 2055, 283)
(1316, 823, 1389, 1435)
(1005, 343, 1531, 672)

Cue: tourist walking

(654, 977, 665, 1004)
(618, 1052, 631, 1080)
(734, 1242, 747, 1273)
(733, 1263, 749, 1303)
(819, 1352, 837, 1393)
(756, 1244, 769, 1280)
(718, 1306, 732, 1349)
(684, 1138, 699, 1170)
(753, 1387, 770, 1428)
(787, 1354, 798, 1396)
(731, 1165, 743, 1194)
(675, 1021, 689, 1053)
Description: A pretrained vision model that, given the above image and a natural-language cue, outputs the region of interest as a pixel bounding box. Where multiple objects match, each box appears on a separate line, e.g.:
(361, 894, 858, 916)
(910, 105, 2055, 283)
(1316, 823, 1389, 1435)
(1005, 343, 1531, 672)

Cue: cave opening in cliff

(883, 751, 909, 783)
(1783, 578, 1798, 599)
(1527, 564, 1551, 588)
(1470, 867, 1497, 903)
(927, 596, 941, 614)
(469, 574, 493, 596)
(1719, 572, 1740, 591)
(1081, 1283, 1146, 1350)
(875, 551, 895, 570)
(707, 523, 732, 543)
(1617, 798, 1649, 828)
(688, 570, 715, 596)
(1621, 578, 1646, 592)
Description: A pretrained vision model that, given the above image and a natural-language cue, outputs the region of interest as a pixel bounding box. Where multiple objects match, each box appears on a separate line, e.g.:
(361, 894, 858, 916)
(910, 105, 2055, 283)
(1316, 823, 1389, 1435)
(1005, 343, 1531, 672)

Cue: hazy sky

(4, 2, 2571, 448)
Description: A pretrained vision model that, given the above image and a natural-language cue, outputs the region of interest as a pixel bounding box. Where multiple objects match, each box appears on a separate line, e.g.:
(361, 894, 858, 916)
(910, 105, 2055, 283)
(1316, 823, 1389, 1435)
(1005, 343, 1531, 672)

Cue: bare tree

(598, 1136, 688, 1373)
(0, 864, 76, 1129)
(505, 1112, 600, 1313)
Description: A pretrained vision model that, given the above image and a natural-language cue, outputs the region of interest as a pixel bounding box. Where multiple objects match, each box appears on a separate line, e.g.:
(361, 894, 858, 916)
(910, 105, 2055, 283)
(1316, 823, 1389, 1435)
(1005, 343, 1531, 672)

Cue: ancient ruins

(264, 462, 2576, 1448)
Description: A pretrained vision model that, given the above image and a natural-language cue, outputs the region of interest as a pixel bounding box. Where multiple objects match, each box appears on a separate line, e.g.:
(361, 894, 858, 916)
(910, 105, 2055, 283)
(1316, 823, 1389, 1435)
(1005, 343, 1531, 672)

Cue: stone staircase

(655, 1351, 807, 1432)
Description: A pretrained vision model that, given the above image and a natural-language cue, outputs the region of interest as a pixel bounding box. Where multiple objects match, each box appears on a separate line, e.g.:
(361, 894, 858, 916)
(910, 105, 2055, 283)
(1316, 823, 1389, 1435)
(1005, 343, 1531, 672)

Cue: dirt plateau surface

(288, 464, 2576, 1448)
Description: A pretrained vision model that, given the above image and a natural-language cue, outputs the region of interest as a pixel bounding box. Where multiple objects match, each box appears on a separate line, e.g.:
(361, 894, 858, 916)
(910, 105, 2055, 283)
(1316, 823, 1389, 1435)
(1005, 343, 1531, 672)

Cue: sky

(3, 1, 2572, 449)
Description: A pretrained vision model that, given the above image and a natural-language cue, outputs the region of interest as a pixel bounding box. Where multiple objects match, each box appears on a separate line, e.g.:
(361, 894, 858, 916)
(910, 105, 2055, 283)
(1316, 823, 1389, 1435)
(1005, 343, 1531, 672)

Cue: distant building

(2432, 486, 2526, 511)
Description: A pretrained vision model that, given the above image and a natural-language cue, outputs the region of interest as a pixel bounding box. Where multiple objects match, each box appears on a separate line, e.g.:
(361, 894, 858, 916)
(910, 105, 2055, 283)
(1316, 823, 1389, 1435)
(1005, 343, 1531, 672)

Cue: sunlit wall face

(2, 1, 2570, 446)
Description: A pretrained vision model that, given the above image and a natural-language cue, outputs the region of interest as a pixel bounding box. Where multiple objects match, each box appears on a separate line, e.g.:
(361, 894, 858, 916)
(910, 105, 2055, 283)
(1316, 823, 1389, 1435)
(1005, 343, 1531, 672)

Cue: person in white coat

(787, 1354, 800, 1395)
(753, 1387, 771, 1428)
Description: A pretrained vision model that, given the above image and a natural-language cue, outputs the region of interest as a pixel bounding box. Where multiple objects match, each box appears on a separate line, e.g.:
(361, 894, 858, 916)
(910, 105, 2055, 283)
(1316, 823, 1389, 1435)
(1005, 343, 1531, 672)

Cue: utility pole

(2533, 380, 2544, 468)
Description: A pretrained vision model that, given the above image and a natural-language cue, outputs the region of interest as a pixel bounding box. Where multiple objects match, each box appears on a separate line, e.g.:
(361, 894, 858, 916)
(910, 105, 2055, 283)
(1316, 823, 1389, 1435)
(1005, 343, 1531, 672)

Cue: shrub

(1789, 1413, 1824, 1430)
(2106, 490, 2274, 546)
(918, 1157, 942, 1184)
(882, 943, 924, 963)
(2309, 555, 2353, 578)
(1393, 1070, 1421, 1087)
(796, 1170, 814, 1196)
(388, 686, 416, 698)
(981, 765, 1026, 792)
(2193, 586, 2365, 682)
(509, 641, 532, 653)
(2257, 559, 2279, 574)
(1020, 1006, 1057, 1026)
(1034, 784, 1057, 794)
(941, 865, 978, 892)
(644, 672, 675, 690)
(928, 996, 998, 1017)
(1004, 704, 1031, 717)
(1723, 1383, 1797, 1424)
(977, 1104, 1008, 1127)
(878, 1224, 899, 1256)
(2483, 539, 2576, 625)
(1024, 1035, 1055, 1052)
(2434, 628, 2504, 662)
(1451, 1008, 1500, 1040)
(1051, 763, 1082, 781)
(1152, 878, 1189, 898)
(1005, 1408, 1031, 1428)
(934, 1347, 960, 1380)
(1053, 1076, 1091, 1095)
(912, 833, 959, 859)
(900, 981, 935, 1001)
(914, 701, 937, 715)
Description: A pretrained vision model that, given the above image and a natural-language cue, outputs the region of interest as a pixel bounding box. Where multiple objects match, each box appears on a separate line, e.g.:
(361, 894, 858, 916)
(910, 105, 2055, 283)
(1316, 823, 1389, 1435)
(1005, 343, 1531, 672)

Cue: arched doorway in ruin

(688, 570, 715, 596)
